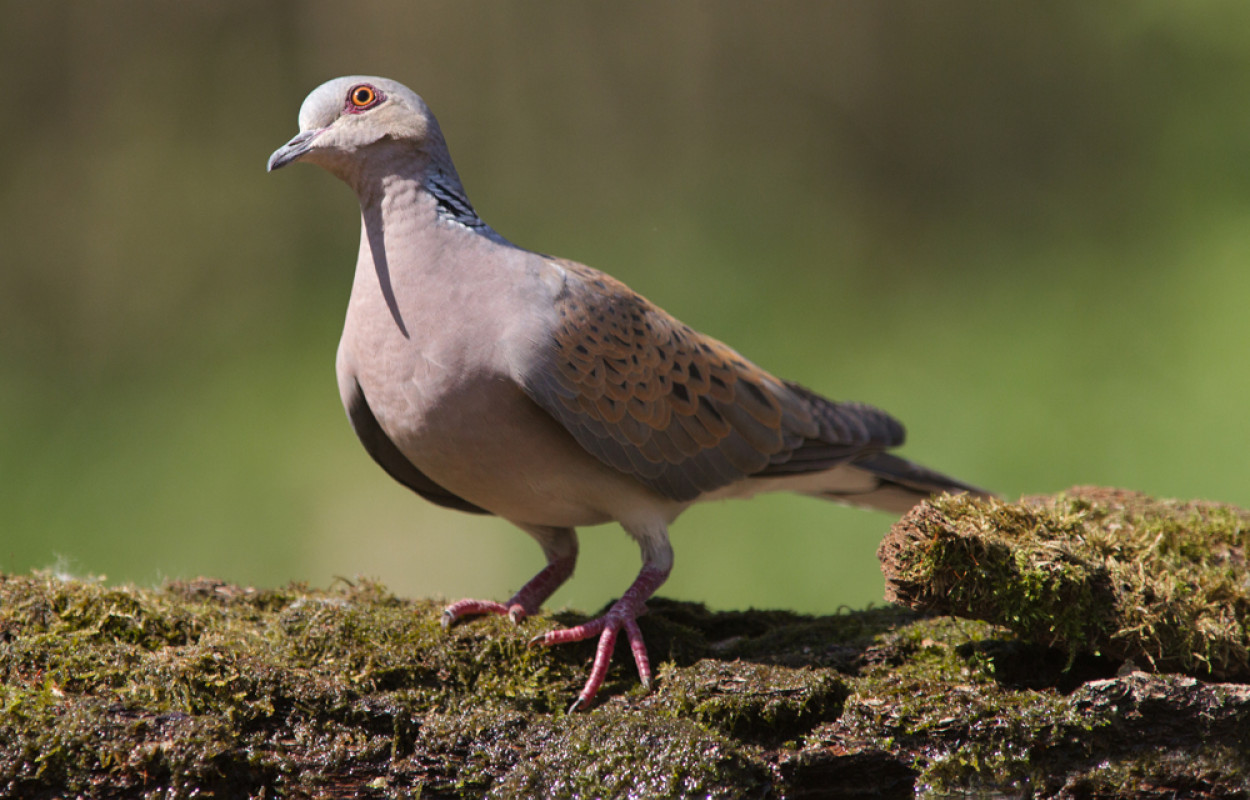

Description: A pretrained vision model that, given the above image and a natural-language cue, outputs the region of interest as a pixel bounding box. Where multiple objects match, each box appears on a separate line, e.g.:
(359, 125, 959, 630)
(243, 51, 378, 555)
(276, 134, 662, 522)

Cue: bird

(268, 75, 986, 711)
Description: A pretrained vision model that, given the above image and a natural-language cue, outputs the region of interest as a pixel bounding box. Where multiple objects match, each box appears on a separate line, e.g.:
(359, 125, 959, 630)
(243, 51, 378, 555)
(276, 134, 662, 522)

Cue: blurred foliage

(1, 2, 1248, 614)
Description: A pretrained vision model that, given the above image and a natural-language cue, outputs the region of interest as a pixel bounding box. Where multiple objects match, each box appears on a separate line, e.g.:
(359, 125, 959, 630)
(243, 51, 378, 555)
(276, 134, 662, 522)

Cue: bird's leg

(442, 525, 577, 627)
(530, 524, 673, 711)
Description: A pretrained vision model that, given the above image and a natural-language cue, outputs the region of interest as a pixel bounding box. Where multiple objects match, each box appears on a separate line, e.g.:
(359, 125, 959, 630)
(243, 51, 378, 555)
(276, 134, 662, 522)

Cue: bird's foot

(529, 564, 668, 712)
(530, 598, 651, 713)
(440, 553, 577, 628)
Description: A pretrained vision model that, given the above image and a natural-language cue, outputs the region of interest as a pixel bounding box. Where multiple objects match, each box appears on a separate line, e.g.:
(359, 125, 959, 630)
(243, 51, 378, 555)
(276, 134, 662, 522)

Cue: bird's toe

(531, 598, 654, 711)
(440, 598, 511, 628)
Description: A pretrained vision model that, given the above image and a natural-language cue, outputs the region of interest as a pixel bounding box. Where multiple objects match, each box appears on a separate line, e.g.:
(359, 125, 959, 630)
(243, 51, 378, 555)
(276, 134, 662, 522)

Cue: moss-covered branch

(3, 489, 1249, 798)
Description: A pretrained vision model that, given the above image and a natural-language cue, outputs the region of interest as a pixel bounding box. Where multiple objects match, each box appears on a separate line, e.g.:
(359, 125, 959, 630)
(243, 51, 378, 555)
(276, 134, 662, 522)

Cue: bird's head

(267, 76, 441, 181)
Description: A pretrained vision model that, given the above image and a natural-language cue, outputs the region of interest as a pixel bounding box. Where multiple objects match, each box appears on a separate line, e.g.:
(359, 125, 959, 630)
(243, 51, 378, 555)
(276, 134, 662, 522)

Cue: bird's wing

(520, 259, 905, 502)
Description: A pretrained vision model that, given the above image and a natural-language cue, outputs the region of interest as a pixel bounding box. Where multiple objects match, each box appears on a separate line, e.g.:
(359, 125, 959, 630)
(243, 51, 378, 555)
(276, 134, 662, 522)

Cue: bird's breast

(340, 335, 657, 526)
(336, 276, 669, 528)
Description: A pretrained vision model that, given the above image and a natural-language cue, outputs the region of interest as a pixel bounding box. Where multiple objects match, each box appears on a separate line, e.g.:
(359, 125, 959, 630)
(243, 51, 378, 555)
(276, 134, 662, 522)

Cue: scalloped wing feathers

(521, 260, 907, 502)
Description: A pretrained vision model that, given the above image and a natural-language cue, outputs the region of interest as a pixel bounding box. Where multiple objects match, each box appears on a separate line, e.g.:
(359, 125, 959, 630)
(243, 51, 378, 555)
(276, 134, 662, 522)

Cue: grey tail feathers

(825, 452, 993, 514)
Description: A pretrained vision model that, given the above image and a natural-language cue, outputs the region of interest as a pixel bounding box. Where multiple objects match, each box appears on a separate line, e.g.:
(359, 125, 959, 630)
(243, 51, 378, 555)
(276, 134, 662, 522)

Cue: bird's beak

(267, 129, 322, 172)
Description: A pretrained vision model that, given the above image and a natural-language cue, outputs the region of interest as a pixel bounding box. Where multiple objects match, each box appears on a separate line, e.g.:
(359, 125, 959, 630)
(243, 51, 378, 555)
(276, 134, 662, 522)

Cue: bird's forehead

(296, 75, 425, 132)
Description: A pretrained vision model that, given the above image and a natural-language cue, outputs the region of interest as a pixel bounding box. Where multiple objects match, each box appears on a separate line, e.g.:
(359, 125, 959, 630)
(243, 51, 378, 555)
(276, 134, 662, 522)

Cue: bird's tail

(819, 452, 992, 514)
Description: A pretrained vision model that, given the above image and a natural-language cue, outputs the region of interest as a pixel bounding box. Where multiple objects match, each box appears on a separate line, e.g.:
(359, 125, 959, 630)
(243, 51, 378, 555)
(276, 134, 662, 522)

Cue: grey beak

(267, 129, 322, 172)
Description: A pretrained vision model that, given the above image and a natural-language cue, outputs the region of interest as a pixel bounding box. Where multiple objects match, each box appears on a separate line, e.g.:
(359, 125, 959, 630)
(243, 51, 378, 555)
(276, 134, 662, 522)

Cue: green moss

(1, 549, 1248, 798)
(881, 487, 1250, 679)
(488, 711, 769, 799)
(0, 572, 777, 797)
(651, 659, 848, 746)
(829, 616, 1103, 793)
(1064, 744, 1250, 798)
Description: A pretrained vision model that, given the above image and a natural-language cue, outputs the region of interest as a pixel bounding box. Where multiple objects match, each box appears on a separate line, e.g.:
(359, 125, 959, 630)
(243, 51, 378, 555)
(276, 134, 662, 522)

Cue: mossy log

(880, 486, 1250, 680)
(2, 488, 1248, 799)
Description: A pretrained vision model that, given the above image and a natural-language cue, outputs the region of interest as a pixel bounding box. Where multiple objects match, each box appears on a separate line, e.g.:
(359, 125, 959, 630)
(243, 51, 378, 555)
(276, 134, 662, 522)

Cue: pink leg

(441, 525, 577, 627)
(531, 561, 671, 712)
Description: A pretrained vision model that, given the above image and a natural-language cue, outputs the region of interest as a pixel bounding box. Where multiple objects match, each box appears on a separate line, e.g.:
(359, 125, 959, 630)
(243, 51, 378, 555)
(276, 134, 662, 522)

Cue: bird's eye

(349, 85, 378, 109)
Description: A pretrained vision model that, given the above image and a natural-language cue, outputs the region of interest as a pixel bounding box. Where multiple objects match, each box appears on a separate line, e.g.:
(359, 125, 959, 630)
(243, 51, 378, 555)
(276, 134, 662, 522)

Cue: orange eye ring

(349, 84, 378, 109)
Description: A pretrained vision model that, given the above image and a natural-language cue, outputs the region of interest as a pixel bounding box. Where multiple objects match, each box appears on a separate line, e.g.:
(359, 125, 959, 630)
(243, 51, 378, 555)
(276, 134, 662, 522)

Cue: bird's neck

(423, 162, 490, 233)
(349, 141, 494, 239)
(352, 147, 516, 302)
(348, 153, 524, 343)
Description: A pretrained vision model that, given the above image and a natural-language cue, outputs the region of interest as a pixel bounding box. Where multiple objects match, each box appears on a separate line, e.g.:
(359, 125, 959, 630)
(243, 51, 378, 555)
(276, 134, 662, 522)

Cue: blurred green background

(2, 2, 1247, 615)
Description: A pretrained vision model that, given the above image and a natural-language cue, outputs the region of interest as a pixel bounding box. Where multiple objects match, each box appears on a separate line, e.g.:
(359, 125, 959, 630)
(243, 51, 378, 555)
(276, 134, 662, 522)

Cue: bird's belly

(351, 350, 660, 528)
